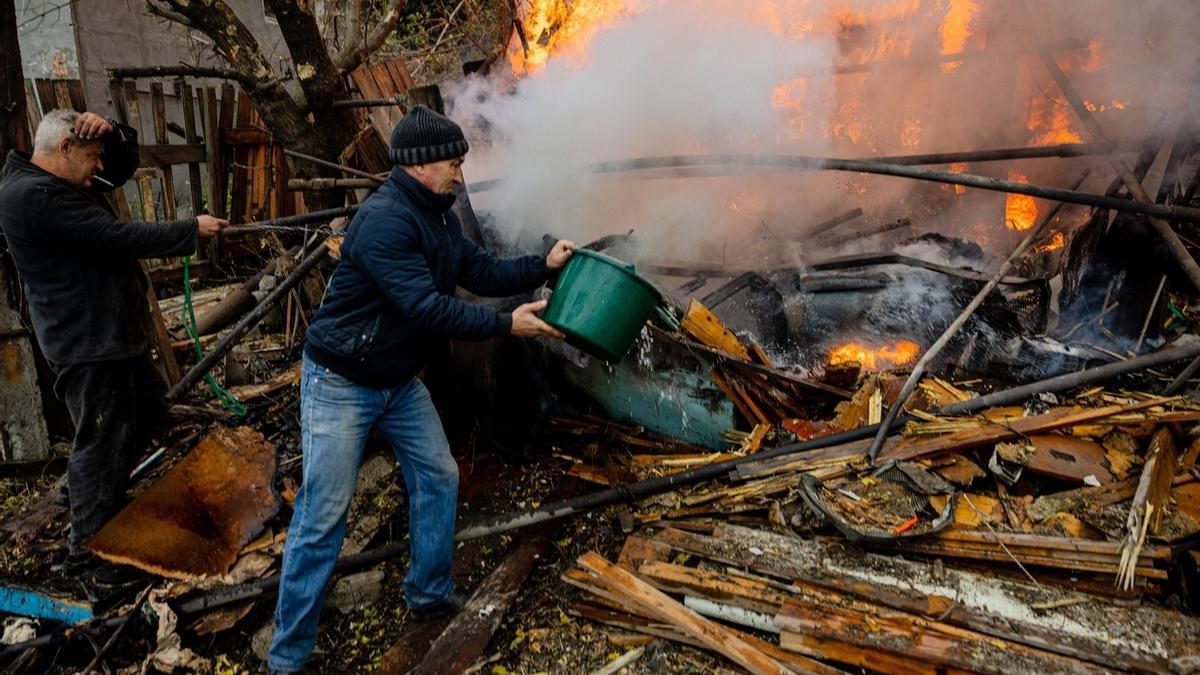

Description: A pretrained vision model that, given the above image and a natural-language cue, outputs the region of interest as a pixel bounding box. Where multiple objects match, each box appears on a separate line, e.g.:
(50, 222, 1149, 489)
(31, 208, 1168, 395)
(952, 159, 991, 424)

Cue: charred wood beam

(107, 65, 251, 85)
(806, 208, 864, 237)
(1037, 51, 1200, 292)
(468, 154, 1200, 223)
(813, 219, 912, 248)
(287, 177, 381, 190)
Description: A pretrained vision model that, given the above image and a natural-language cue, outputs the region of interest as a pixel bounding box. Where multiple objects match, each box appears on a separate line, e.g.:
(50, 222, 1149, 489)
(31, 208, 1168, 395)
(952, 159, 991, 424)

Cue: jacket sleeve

(457, 235, 551, 298)
(357, 212, 511, 339)
(37, 185, 198, 257)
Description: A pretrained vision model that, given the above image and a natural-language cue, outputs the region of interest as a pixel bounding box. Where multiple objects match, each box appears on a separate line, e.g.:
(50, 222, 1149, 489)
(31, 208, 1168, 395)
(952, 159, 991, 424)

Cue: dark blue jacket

(304, 168, 549, 388)
(0, 146, 197, 365)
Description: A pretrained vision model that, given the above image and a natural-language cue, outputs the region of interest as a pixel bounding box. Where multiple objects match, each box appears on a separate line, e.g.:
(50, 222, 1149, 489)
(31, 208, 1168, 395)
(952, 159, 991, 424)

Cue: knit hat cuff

(390, 138, 469, 166)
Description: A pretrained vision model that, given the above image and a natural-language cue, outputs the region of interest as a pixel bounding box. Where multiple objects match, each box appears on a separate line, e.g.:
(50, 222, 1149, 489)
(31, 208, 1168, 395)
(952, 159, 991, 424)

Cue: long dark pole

(466, 153, 1200, 224)
(163, 241, 330, 404)
(283, 148, 385, 182)
(219, 204, 360, 236)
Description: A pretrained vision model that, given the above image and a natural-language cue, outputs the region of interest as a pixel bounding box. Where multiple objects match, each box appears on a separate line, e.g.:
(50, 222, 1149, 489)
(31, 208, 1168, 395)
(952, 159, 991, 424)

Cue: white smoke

(448, 0, 1200, 268)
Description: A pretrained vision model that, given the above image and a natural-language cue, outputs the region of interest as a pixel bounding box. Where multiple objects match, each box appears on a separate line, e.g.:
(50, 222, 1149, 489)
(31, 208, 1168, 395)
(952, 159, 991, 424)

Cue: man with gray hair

(0, 109, 227, 585)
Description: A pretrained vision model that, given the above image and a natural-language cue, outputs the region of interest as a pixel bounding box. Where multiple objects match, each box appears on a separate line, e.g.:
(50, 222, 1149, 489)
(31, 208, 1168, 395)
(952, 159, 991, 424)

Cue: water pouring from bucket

(542, 249, 664, 362)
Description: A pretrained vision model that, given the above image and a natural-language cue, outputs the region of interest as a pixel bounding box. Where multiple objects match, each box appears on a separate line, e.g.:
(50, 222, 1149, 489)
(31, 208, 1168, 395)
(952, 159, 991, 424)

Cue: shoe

(410, 588, 469, 621)
(90, 562, 147, 589)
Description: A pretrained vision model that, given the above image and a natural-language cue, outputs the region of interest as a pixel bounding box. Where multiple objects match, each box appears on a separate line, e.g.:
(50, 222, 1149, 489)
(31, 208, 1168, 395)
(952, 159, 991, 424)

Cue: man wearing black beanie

(268, 106, 575, 674)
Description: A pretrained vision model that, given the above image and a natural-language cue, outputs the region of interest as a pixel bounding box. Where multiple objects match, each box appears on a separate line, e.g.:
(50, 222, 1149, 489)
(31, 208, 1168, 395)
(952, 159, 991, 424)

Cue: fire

(828, 340, 921, 371)
(1033, 232, 1065, 253)
(1005, 170, 1038, 231)
(509, 0, 634, 74)
(947, 162, 968, 195)
(1026, 96, 1083, 146)
(938, 0, 980, 72)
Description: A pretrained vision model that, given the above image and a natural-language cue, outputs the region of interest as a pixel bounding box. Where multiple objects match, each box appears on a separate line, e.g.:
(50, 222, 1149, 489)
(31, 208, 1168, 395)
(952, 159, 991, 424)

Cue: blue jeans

(268, 356, 460, 672)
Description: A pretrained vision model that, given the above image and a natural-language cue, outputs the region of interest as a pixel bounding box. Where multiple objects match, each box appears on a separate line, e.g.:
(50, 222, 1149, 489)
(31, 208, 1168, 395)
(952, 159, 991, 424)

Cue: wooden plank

(406, 539, 548, 675)
(682, 299, 752, 361)
(649, 525, 1176, 673)
(202, 87, 225, 219)
(575, 552, 791, 675)
(1118, 428, 1178, 589)
(150, 82, 176, 219)
(569, 602, 839, 675)
(175, 80, 206, 214)
(884, 399, 1174, 462)
(138, 143, 206, 167)
(33, 79, 54, 114)
(122, 80, 143, 137)
(777, 597, 1110, 674)
(1016, 434, 1116, 483)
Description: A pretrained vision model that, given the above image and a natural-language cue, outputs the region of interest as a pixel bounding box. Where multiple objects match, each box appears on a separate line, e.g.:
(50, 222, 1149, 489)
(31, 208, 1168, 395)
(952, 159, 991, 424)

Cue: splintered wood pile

(550, 305, 1200, 673)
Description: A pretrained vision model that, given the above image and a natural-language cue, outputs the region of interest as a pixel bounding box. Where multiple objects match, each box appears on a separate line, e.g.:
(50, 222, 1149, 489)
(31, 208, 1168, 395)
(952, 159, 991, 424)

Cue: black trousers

(51, 353, 166, 554)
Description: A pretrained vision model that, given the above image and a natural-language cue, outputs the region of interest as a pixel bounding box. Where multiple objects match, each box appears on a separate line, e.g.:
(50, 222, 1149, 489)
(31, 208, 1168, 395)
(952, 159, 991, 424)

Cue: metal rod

(1037, 50, 1200, 292)
(287, 177, 381, 191)
(865, 170, 1089, 464)
(1165, 355, 1200, 395)
(283, 148, 385, 182)
(162, 241, 331, 406)
(469, 153, 1200, 224)
(329, 97, 410, 109)
(218, 205, 359, 236)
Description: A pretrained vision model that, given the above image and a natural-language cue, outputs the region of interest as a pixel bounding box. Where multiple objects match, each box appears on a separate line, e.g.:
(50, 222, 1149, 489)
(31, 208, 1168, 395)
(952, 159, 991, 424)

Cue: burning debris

(4, 0, 1200, 673)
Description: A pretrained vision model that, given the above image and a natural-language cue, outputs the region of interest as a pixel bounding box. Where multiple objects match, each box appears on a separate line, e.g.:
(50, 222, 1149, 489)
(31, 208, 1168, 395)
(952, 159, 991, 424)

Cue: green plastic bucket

(543, 249, 662, 362)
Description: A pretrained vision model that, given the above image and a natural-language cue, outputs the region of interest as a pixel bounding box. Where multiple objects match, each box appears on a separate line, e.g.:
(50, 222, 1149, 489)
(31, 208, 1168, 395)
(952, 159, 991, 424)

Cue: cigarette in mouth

(92, 174, 115, 188)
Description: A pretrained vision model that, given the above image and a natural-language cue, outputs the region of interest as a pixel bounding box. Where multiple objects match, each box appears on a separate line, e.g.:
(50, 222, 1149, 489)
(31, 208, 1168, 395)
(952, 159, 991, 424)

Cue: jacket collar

(389, 166, 457, 215)
(4, 150, 114, 215)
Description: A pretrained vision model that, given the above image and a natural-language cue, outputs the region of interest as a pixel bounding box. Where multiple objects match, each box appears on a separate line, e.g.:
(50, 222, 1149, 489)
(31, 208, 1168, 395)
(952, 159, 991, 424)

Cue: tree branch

(334, 0, 406, 74)
(264, 0, 349, 111)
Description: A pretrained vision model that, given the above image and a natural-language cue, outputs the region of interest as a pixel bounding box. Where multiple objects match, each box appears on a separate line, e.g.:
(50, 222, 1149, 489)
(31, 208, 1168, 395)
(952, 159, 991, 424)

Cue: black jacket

(0, 140, 198, 365)
(304, 168, 549, 388)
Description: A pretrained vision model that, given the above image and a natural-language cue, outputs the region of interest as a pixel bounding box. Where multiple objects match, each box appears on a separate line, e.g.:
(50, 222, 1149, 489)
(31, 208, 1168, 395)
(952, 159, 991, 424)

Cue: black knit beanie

(389, 105, 469, 165)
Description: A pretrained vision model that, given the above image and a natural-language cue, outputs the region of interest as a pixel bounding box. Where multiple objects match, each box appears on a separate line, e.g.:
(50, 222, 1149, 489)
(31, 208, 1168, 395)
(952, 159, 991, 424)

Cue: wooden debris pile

(551, 306, 1200, 672)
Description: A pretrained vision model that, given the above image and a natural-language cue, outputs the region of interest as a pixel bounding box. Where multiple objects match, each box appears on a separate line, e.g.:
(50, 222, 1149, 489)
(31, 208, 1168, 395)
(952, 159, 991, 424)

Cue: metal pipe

(287, 177, 381, 191)
(219, 205, 359, 236)
(282, 148, 385, 183)
(468, 153, 1200, 224)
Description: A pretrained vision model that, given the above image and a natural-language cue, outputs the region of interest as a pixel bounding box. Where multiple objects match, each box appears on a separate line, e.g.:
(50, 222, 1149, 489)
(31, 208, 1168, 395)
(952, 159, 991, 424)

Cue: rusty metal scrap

(87, 426, 278, 580)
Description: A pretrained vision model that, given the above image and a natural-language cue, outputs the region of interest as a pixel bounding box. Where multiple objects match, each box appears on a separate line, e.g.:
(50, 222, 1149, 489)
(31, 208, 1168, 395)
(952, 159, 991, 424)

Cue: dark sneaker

(410, 588, 469, 621)
(90, 562, 147, 589)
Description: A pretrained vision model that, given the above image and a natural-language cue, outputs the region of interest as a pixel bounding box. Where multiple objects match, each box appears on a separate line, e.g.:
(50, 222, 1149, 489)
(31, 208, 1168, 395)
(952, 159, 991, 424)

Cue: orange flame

(828, 340, 921, 371)
(1033, 232, 1065, 253)
(1005, 170, 1038, 231)
(510, 0, 634, 74)
(939, 0, 979, 56)
(947, 162, 968, 195)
